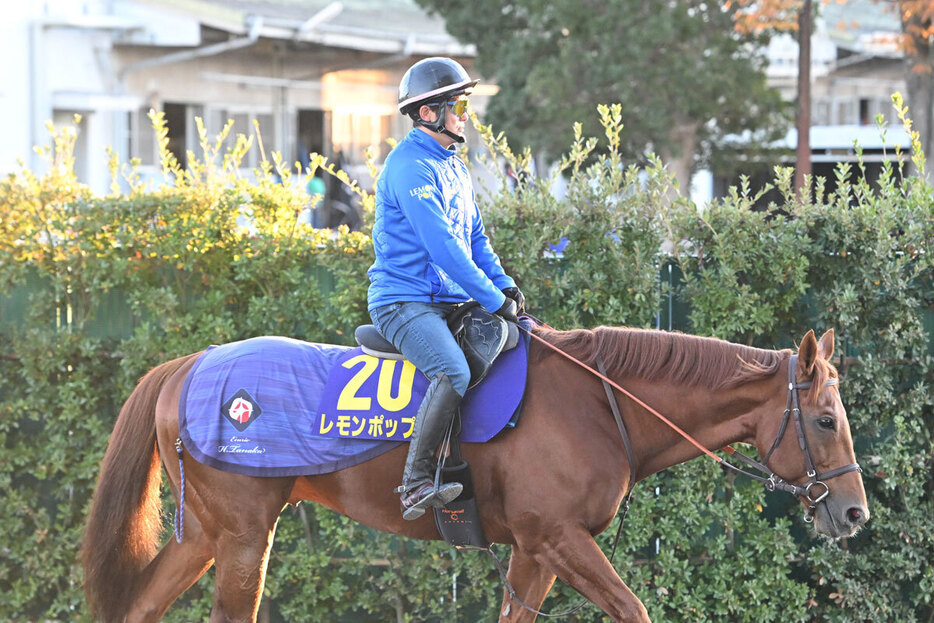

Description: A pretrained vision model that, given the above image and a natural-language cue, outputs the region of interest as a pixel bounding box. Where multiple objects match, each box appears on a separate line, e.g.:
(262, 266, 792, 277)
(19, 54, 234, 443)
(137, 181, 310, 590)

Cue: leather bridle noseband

(714, 354, 862, 521)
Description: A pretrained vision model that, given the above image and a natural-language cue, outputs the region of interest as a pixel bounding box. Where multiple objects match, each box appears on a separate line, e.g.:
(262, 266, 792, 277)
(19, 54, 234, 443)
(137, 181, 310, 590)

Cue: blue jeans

(370, 302, 470, 396)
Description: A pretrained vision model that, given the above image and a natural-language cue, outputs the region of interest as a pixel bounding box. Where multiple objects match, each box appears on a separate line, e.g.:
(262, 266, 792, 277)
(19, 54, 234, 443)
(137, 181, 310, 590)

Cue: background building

(706, 0, 911, 204)
(1, 0, 498, 219)
(2, 0, 916, 209)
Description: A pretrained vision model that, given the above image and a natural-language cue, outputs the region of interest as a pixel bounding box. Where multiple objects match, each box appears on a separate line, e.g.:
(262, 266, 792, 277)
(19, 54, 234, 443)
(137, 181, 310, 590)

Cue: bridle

(526, 330, 862, 522)
(718, 354, 862, 521)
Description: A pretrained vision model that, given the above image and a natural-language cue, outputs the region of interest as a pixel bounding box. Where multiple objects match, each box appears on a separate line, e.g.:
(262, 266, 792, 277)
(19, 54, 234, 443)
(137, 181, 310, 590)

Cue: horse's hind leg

(498, 546, 557, 622)
(210, 514, 282, 623)
(126, 511, 214, 623)
(206, 476, 293, 622)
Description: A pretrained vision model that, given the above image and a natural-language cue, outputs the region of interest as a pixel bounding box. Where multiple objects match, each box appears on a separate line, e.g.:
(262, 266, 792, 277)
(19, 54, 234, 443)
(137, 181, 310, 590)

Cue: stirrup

(398, 482, 463, 520)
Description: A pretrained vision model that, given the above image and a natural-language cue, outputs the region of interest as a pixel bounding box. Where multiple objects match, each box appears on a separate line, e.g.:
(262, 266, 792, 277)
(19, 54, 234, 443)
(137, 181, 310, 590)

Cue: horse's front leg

(497, 546, 557, 622)
(521, 527, 650, 623)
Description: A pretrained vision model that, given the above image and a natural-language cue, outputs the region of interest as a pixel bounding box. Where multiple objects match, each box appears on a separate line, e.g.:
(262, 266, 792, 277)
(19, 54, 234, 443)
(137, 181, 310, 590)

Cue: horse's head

(757, 329, 869, 539)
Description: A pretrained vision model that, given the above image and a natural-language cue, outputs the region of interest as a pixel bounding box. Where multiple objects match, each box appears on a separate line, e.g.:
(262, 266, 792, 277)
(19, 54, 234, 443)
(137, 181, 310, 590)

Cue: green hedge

(0, 104, 931, 622)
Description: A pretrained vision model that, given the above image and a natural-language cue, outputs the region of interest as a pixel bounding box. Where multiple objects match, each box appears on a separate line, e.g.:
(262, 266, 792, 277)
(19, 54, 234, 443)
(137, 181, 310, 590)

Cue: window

(859, 98, 870, 125)
(835, 99, 856, 125)
(204, 108, 278, 171)
(322, 69, 397, 166)
(129, 107, 156, 166)
(331, 111, 393, 165)
(163, 102, 188, 169)
(814, 100, 832, 126)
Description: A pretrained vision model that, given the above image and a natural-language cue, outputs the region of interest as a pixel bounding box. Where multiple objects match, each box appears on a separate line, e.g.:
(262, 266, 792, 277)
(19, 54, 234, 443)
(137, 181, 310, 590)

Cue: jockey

(367, 57, 525, 520)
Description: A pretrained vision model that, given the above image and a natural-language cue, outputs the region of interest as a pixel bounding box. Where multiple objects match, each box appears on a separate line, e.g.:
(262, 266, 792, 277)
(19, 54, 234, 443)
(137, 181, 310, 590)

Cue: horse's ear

(797, 330, 818, 376)
(817, 329, 835, 361)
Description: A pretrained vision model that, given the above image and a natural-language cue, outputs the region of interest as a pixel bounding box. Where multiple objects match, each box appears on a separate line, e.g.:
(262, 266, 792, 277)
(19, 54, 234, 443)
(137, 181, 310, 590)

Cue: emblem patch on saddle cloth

(315, 331, 528, 442)
(221, 388, 263, 432)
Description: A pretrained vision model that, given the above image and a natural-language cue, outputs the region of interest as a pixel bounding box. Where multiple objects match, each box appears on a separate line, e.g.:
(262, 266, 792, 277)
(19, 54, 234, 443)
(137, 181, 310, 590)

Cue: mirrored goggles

(434, 95, 469, 117)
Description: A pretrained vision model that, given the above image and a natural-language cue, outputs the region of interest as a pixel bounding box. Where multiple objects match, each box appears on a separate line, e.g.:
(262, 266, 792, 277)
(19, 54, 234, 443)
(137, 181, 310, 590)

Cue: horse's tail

(81, 352, 201, 622)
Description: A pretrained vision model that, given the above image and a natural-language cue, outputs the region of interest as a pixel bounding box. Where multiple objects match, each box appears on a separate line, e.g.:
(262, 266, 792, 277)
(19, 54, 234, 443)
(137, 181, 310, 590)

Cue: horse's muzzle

(813, 496, 870, 539)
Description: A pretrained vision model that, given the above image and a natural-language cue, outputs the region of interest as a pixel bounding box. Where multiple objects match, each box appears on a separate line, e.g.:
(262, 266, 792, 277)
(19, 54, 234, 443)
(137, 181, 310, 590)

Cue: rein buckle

(804, 480, 829, 506)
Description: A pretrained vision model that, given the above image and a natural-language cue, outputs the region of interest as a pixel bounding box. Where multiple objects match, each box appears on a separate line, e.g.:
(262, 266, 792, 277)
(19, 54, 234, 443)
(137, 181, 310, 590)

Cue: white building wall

(0, 3, 41, 176)
(1, 1, 144, 191)
(1, 0, 489, 199)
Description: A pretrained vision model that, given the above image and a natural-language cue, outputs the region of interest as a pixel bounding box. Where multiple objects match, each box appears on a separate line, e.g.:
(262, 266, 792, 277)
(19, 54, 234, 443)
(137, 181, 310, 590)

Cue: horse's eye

(817, 416, 836, 431)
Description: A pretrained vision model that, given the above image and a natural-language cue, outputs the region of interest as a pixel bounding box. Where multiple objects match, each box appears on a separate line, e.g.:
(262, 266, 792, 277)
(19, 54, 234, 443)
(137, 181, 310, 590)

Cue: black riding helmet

(398, 57, 479, 143)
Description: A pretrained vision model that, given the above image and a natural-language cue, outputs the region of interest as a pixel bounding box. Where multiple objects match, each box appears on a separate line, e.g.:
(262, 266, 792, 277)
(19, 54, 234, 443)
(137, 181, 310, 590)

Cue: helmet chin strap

(417, 101, 465, 144)
(441, 128, 466, 144)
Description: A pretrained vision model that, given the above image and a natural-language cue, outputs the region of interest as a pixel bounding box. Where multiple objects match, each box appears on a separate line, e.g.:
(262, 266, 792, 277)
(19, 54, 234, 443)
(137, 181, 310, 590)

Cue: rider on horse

(367, 57, 525, 520)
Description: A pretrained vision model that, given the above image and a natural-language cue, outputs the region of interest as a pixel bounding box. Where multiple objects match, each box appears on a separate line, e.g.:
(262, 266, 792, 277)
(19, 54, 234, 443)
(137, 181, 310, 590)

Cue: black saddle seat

(354, 325, 404, 359)
(354, 305, 519, 388)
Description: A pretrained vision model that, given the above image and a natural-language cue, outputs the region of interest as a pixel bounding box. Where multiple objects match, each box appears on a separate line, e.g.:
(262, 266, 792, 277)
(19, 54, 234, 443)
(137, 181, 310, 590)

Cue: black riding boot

(397, 373, 464, 520)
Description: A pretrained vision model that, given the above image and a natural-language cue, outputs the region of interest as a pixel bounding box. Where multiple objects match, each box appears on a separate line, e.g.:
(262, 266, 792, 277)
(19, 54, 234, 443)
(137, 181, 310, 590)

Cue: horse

(81, 325, 868, 622)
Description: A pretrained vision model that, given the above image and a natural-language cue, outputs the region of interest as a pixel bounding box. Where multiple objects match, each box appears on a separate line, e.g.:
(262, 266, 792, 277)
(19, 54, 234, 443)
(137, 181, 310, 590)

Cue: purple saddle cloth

(179, 332, 528, 477)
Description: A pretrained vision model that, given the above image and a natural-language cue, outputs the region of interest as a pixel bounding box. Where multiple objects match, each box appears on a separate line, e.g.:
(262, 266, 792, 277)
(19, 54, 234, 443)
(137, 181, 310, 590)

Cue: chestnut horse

(81, 326, 868, 622)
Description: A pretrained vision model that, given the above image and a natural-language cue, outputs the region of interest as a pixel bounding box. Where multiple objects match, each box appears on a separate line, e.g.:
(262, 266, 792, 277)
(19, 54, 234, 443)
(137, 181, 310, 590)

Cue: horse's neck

(628, 376, 779, 480)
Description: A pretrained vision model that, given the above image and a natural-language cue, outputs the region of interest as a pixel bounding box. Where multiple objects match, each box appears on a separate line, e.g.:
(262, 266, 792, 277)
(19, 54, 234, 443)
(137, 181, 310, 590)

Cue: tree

(729, 0, 813, 196)
(416, 0, 788, 191)
(896, 0, 934, 177)
(735, 0, 934, 183)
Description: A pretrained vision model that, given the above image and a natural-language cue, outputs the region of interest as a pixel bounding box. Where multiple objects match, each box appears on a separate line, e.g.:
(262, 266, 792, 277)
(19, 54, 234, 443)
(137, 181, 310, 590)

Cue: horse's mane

(533, 325, 792, 390)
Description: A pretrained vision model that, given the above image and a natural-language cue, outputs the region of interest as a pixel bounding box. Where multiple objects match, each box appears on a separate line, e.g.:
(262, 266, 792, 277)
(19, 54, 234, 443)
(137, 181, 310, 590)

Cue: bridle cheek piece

(724, 354, 862, 522)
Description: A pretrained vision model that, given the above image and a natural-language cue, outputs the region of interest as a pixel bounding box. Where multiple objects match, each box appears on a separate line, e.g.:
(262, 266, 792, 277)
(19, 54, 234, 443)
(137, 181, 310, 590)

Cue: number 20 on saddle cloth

(178, 329, 529, 479)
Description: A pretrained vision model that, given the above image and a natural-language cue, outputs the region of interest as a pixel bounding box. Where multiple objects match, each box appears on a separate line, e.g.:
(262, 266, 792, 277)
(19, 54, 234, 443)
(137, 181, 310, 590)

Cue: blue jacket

(367, 129, 515, 312)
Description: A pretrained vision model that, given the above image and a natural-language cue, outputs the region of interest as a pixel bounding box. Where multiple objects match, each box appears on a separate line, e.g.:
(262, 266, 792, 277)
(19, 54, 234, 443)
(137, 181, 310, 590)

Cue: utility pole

(795, 0, 812, 199)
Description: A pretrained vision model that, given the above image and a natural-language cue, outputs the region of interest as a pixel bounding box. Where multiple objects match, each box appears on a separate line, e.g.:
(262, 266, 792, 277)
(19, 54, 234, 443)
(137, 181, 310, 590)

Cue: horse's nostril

(846, 506, 868, 525)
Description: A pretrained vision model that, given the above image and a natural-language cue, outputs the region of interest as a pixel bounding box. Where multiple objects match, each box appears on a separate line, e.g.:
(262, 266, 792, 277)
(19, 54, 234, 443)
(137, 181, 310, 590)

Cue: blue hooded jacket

(367, 129, 515, 313)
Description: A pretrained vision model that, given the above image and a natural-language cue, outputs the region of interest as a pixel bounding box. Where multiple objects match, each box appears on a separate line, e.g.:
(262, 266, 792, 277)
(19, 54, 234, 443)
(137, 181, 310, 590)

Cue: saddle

(354, 302, 518, 549)
(355, 302, 520, 387)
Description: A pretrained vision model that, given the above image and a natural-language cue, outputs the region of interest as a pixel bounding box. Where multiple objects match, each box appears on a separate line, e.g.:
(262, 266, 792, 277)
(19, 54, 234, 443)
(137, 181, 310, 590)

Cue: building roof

(777, 124, 911, 162)
(129, 0, 475, 56)
(821, 0, 901, 57)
